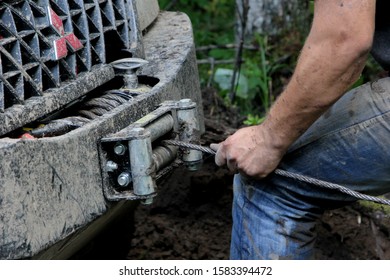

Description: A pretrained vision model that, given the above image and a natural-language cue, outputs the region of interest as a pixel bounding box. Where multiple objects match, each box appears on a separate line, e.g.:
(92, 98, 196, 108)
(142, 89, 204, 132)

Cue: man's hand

(210, 125, 286, 179)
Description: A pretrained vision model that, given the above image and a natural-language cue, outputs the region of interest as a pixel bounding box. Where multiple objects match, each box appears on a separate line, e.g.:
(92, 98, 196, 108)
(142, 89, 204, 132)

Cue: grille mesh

(0, 0, 132, 112)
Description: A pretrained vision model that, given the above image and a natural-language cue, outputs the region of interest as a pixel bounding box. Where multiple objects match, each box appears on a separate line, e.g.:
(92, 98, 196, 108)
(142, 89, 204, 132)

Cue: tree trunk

(236, 0, 310, 39)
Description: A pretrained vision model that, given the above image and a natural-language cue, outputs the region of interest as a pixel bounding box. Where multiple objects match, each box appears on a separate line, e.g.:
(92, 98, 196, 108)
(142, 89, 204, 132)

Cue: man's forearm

(262, 43, 369, 152)
(261, 0, 375, 153)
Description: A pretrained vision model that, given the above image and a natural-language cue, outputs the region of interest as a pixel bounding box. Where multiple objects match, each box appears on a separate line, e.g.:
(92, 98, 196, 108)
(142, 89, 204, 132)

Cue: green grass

(358, 199, 390, 217)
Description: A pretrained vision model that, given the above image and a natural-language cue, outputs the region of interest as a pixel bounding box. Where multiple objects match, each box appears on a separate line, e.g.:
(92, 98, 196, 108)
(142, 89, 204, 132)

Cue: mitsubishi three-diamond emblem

(48, 7, 83, 60)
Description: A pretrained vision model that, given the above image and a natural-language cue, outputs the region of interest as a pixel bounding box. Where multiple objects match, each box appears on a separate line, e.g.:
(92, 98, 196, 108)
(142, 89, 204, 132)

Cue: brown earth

(126, 88, 390, 260)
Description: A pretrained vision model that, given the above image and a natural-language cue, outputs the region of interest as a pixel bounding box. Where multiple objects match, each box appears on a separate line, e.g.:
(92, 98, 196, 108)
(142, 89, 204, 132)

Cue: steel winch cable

(162, 139, 390, 206)
(30, 90, 138, 137)
(162, 140, 217, 155)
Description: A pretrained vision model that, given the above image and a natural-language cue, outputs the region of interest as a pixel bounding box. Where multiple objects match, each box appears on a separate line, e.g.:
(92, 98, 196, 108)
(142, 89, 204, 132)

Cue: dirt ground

(126, 88, 390, 260)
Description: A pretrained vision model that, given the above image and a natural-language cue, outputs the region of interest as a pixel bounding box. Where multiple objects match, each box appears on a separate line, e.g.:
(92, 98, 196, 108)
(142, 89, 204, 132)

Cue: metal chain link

(162, 139, 390, 206)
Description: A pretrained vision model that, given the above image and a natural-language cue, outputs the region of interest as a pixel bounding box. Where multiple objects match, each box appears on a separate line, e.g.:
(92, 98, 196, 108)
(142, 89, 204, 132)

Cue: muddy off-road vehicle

(0, 0, 204, 259)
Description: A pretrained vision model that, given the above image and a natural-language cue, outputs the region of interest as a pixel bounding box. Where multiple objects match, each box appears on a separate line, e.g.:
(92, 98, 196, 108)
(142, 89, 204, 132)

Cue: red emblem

(48, 7, 83, 60)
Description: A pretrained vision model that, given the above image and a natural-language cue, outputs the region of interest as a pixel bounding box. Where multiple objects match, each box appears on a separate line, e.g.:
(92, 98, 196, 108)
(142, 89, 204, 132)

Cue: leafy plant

(229, 33, 290, 119)
(243, 114, 265, 125)
(158, 0, 236, 88)
(253, 36, 284, 108)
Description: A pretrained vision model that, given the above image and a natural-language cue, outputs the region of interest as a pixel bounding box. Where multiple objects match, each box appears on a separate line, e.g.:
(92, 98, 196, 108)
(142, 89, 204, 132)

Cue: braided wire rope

(162, 140, 217, 155)
(162, 139, 390, 206)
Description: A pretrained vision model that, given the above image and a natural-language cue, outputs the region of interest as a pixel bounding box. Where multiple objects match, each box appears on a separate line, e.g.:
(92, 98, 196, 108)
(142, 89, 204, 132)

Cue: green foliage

(158, 0, 236, 88)
(240, 35, 288, 114)
(309, 0, 314, 13)
(238, 35, 292, 125)
(159, 0, 235, 47)
(243, 114, 265, 126)
(158, 0, 301, 121)
(160, 0, 230, 13)
(358, 199, 390, 217)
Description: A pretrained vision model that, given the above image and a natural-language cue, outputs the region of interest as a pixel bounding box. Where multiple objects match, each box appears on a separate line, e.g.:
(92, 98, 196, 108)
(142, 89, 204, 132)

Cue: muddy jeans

(230, 77, 390, 260)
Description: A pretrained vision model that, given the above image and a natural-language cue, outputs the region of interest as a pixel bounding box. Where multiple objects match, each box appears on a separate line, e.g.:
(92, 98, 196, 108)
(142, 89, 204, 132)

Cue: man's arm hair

(262, 0, 376, 153)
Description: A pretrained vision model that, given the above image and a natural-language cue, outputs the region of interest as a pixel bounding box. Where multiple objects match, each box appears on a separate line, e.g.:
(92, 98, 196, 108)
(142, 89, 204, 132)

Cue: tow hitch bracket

(99, 99, 202, 204)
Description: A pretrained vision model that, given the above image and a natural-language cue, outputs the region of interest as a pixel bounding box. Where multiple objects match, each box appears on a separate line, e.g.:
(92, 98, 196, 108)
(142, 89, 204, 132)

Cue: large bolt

(114, 143, 127, 156)
(111, 58, 148, 88)
(117, 172, 131, 187)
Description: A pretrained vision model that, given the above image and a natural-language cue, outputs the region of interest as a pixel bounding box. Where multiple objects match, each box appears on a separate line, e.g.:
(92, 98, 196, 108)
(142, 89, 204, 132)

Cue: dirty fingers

(210, 141, 242, 174)
(210, 126, 287, 179)
(211, 142, 237, 172)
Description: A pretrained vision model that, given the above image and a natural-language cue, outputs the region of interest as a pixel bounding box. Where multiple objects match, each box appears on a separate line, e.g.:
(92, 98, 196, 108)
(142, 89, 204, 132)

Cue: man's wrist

(257, 121, 291, 156)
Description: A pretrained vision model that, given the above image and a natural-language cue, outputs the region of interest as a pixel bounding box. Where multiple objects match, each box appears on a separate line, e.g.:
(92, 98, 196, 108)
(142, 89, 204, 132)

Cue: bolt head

(117, 172, 131, 187)
(114, 143, 127, 155)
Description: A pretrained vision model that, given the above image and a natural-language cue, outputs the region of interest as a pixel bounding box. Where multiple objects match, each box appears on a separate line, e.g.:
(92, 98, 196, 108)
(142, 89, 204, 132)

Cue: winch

(99, 98, 203, 204)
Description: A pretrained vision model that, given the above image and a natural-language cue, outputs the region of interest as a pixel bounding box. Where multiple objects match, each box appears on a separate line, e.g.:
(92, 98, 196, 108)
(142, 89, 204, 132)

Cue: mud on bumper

(0, 11, 204, 259)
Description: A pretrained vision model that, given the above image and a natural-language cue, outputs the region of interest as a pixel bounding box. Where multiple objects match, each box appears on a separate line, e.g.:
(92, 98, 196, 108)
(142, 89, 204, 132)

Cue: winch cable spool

(30, 90, 138, 137)
(30, 58, 149, 138)
(162, 139, 390, 207)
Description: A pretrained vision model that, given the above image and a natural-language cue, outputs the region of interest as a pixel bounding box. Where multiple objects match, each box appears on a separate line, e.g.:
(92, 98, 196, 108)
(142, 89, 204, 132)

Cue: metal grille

(0, 0, 132, 112)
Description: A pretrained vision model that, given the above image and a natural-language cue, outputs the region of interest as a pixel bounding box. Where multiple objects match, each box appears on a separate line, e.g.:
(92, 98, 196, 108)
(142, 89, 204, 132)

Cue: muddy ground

(125, 88, 390, 260)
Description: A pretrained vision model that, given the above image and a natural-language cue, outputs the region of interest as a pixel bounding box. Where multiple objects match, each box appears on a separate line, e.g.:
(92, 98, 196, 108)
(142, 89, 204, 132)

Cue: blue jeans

(230, 77, 390, 260)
